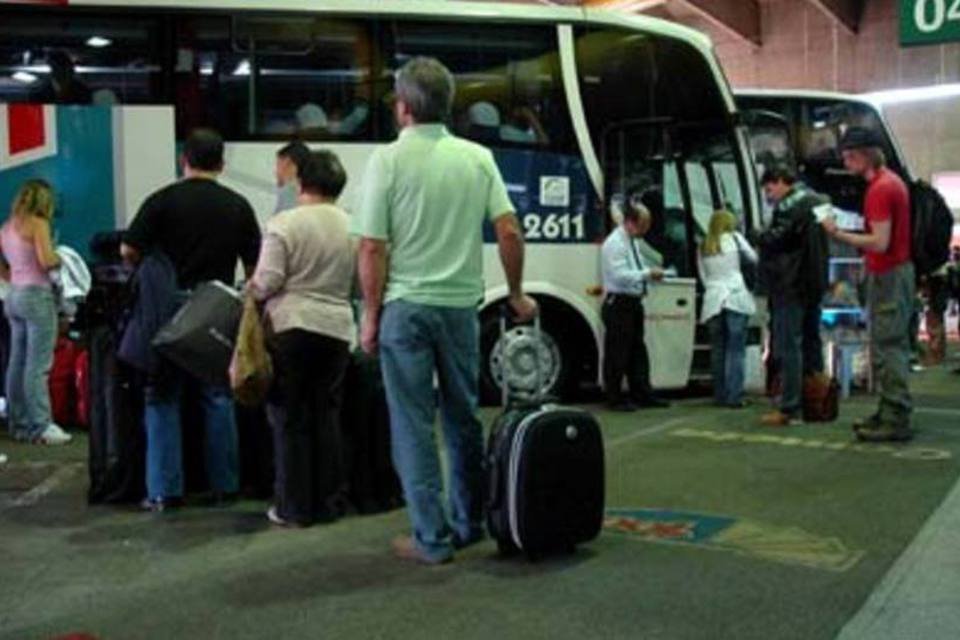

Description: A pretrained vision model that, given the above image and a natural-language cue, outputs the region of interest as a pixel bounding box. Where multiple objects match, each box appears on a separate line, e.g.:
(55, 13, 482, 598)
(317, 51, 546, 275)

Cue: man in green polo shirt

(353, 57, 537, 565)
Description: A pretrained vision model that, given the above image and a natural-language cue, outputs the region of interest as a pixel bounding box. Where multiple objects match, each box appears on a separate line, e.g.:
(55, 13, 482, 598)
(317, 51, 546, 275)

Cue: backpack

(910, 180, 953, 278)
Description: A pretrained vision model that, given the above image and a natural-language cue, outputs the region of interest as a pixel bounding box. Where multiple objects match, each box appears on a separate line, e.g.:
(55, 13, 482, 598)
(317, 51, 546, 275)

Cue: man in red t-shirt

(822, 127, 915, 442)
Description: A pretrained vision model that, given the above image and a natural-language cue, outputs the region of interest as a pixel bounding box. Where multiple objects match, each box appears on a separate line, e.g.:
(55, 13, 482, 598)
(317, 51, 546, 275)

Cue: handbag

(152, 281, 243, 386)
(229, 294, 274, 406)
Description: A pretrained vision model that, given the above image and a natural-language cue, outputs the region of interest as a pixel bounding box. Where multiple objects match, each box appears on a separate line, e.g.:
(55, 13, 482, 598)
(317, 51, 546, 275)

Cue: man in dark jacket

(121, 128, 261, 512)
(756, 166, 830, 426)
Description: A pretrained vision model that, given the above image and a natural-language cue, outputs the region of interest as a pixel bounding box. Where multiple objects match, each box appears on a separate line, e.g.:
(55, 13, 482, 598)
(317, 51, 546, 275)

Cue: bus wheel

(479, 309, 576, 405)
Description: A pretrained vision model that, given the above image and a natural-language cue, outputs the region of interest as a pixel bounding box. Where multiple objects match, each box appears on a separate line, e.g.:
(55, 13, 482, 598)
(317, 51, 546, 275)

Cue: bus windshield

(578, 26, 753, 278)
(736, 93, 907, 215)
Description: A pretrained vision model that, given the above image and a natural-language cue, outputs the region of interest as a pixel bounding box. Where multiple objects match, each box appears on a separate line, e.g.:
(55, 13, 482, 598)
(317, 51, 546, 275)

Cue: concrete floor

(2, 361, 959, 640)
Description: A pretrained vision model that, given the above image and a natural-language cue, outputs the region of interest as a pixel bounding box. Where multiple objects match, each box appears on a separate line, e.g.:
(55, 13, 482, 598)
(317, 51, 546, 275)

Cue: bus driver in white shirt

(600, 202, 671, 412)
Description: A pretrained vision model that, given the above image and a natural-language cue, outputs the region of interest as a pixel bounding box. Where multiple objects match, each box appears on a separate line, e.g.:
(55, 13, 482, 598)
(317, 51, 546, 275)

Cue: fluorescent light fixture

(86, 36, 112, 48)
(18, 64, 51, 74)
(864, 83, 960, 106)
(233, 59, 250, 76)
(12, 71, 38, 84)
(590, 0, 667, 12)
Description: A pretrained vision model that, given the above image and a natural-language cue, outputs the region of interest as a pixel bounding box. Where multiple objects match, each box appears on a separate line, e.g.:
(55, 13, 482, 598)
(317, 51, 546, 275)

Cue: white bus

(0, 0, 763, 402)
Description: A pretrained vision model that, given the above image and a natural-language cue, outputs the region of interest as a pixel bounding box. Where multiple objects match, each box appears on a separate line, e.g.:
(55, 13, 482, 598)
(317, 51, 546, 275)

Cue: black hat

(839, 127, 883, 151)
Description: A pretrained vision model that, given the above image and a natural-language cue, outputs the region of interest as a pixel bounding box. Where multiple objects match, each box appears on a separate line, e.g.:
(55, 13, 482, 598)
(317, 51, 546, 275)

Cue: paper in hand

(813, 203, 834, 224)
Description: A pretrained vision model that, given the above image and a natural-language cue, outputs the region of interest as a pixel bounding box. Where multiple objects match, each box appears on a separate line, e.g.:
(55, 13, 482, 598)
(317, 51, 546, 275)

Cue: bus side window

(175, 16, 251, 139)
(170, 15, 376, 141)
(0, 9, 164, 106)
(237, 17, 375, 141)
(382, 21, 576, 153)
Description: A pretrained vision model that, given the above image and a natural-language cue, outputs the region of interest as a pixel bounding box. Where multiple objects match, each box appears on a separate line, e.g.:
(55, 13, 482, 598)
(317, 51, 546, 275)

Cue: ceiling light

(86, 36, 112, 48)
(233, 59, 250, 76)
(864, 83, 960, 106)
(591, 0, 667, 12)
(12, 71, 38, 84)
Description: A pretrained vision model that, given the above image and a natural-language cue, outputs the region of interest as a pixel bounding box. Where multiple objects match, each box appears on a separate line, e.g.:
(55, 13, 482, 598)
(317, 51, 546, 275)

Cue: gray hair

(395, 57, 455, 124)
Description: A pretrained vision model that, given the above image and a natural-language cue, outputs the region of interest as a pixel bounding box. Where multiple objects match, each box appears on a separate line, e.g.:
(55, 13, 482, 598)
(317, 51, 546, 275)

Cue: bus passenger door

(644, 278, 697, 389)
(602, 124, 697, 390)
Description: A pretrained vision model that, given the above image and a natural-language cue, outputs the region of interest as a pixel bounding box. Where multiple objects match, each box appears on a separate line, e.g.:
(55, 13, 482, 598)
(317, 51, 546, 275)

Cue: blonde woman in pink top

(0, 180, 70, 445)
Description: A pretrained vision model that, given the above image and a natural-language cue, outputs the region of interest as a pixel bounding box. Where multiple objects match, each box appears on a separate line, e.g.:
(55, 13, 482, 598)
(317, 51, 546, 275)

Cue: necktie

(628, 236, 647, 297)
(629, 238, 643, 271)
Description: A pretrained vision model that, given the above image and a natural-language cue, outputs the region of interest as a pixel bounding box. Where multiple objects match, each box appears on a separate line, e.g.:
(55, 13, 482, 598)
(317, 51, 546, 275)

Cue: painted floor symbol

(605, 508, 864, 572)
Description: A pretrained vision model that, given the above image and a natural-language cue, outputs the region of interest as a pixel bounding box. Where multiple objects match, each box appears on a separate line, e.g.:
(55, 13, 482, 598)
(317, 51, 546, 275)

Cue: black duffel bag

(152, 281, 243, 387)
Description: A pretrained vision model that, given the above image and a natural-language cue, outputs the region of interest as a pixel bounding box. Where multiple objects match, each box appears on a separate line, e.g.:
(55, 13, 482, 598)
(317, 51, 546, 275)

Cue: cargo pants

(867, 262, 915, 427)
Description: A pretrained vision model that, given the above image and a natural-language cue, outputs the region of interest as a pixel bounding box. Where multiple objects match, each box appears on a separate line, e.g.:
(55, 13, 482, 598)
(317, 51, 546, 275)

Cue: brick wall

(715, 0, 960, 93)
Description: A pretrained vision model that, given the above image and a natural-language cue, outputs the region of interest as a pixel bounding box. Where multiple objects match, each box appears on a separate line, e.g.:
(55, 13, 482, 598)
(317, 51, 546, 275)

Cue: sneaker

(266, 505, 304, 528)
(36, 423, 72, 445)
(760, 411, 802, 427)
(140, 496, 183, 512)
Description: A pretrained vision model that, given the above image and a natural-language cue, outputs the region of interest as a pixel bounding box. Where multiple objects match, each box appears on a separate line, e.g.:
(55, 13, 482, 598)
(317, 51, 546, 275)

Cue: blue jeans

(5, 286, 57, 439)
(144, 377, 238, 500)
(772, 300, 804, 417)
(708, 310, 748, 406)
(379, 301, 484, 562)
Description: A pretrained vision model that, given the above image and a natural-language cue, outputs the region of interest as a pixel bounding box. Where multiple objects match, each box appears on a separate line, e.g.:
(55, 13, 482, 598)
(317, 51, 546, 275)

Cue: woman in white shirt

(250, 150, 356, 527)
(697, 210, 758, 408)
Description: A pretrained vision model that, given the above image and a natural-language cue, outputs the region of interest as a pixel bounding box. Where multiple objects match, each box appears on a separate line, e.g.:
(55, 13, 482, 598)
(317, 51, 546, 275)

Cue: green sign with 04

(902, 0, 960, 45)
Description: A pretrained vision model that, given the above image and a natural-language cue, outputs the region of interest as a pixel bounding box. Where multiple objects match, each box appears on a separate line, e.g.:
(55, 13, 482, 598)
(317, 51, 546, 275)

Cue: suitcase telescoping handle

(499, 303, 544, 408)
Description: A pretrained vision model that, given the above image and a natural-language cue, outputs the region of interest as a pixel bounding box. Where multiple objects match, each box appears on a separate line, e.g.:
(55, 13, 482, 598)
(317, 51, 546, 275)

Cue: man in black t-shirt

(122, 128, 261, 512)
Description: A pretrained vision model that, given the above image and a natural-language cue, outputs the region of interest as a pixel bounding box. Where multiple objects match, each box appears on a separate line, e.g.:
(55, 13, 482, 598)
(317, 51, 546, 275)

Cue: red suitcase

(50, 338, 80, 427)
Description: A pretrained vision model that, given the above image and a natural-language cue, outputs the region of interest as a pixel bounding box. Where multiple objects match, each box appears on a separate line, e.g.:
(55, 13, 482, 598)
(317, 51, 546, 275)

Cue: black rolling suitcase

(87, 326, 146, 504)
(341, 351, 403, 514)
(485, 313, 605, 559)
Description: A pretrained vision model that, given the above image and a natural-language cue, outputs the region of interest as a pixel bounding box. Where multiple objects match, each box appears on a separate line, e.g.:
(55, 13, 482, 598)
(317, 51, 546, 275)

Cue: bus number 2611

(522, 213, 586, 241)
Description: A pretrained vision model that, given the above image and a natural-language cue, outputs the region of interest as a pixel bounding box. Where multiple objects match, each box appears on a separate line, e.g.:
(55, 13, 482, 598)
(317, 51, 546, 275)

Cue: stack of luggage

(81, 231, 401, 511)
